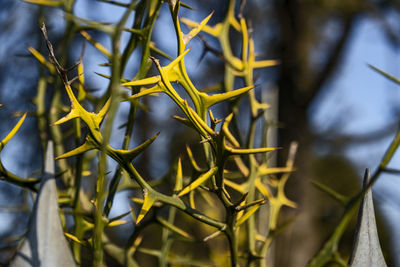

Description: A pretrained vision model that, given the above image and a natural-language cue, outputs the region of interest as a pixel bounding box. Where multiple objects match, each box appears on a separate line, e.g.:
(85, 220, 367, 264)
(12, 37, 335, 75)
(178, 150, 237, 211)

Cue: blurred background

(1, 0, 400, 266)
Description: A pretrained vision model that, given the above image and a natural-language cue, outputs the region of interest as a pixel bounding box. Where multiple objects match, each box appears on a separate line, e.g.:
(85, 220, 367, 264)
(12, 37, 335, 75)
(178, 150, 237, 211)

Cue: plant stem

(226, 209, 239, 267)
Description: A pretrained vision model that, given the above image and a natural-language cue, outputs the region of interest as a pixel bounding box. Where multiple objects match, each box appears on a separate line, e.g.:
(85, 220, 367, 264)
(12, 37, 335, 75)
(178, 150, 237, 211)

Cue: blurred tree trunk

(273, 1, 357, 266)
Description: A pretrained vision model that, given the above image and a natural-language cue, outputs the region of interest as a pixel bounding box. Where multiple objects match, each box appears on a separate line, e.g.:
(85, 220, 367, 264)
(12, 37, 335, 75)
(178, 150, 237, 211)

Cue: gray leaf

(10, 141, 76, 267)
(349, 169, 387, 267)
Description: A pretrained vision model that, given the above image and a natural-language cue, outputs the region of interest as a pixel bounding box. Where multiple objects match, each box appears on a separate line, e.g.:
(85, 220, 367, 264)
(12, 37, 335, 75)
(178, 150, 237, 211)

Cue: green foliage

(0, 0, 394, 266)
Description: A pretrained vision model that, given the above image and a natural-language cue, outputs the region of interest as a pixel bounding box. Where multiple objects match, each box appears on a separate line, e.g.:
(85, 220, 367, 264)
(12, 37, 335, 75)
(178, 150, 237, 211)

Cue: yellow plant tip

(224, 113, 234, 124)
(240, 17, 249, 62)
(180, 17, 221, 37)
(208, 109, 216, 122)
(0, 113, 27, 151)
(189, 190, 196, 209)
(82, 170, 91, 176)
(131, 198, 161, 207)
(157, 217, 193, 239)
(229, 56, 245, 72)
(77, 62, 86, 101)
(236, 198, 246, 222)
(236, 198, 266, 212)
(203, 85, 255, 108)
(187, 105, 215, 137)
(255, 179, 272, 199)
(256, 234, 267, 243)
(123, 85, 164, 101)
(311, 180, 348, 205)
(229, 16, 241, 32)
(369, 64, 400, 85)
(224, 132, 240, 148)
(80, 30, 112, 58)
(123, 27, 143, 35)
(233, 156, 250, 177)
(197, 189, 214, 207)
(97, 97, 111, 122)
(23, 0, 63, 6)
(200, 83, 223, 93)
(174, 158, 183, 193)
(150, 59, 187, 108)
(165, 48, 191, 71)
(81, 217, 94, 230)
(110, 132, 159, 162)
(136, 190, 156, 224)
(286, 199, 297, 209)
(224, 179, 245, 194)
(64, 233, 88, 246)
(131, 198, 143, 205)
(183, 12, 214, 45)
(133, 234, 143, 249)
(180, 1, 194, 10)
(254, 59, 280, 69)
(258, 166, 293, 176)
(226, 146, 279, 155)
(172, 115, 195, 129)
(52, 110, 79, 126)
(94, 72, 111, 80)
(64, 85, 83, 112)
(253, 100, 270, 111)
(236, 203, 263, 227)
(221, 113, 240, 147)
(122, 76, 161, 87)
(94, 72, 130, 84)
(56, 138, 97, 159)
(178, 167, 218, 197)
(149, 42, 173, 60)
(185, 145, 203, 172)
(203, 227, 225, 242)
(130, 207, 137, 223)
(28, 46, 55, 73)
(108, 220, 128, 227)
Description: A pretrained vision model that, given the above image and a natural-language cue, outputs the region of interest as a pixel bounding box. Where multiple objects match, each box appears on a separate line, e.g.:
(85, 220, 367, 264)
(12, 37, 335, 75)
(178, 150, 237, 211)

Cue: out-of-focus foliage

(1, 0, 292, 266)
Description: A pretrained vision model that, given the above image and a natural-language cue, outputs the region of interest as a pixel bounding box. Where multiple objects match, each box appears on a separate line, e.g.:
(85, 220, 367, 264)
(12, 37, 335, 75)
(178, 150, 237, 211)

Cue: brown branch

(40, 23, 82, 86)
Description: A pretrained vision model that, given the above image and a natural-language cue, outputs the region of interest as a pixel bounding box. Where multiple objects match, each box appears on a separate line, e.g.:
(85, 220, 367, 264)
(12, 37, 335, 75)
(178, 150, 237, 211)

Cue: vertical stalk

(245, 118, 258, 257)
(93, 151, 107, 267)
(92, 49, 122, 267)
(72, 119, 84, 263)
(227, 213, 239, 266)
(92, 3, 136, 265)
(104, 0, 161, 217)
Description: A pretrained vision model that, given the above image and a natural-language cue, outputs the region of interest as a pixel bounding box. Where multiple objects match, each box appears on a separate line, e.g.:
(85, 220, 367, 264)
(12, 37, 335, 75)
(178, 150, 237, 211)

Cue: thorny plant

(0, 0, 395, 266)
